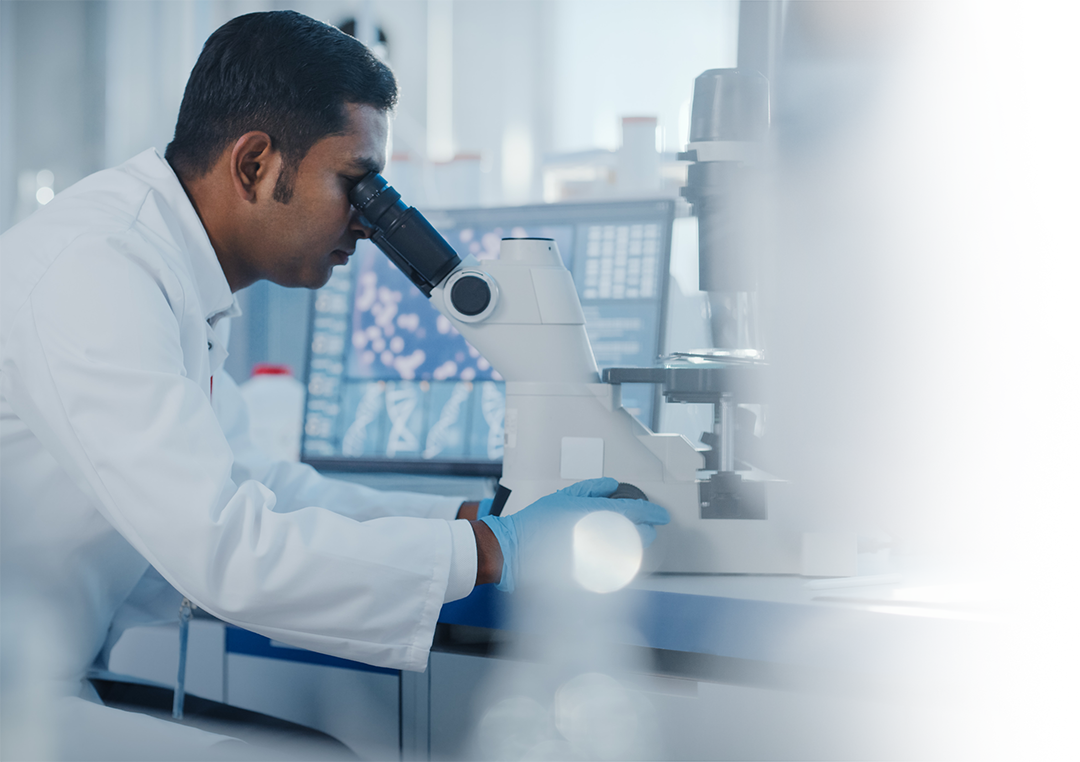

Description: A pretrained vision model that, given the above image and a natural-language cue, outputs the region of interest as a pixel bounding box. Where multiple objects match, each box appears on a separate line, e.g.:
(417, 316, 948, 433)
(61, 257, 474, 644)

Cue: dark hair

(165, 10, 397, 202)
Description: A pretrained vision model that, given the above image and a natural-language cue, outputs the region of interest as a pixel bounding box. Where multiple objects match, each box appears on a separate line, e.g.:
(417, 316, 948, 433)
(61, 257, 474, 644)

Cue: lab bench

(107, 569, 985, 760)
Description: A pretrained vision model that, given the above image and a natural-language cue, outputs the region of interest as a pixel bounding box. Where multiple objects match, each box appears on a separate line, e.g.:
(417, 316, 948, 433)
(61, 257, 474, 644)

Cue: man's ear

(229, 132, 278, 203)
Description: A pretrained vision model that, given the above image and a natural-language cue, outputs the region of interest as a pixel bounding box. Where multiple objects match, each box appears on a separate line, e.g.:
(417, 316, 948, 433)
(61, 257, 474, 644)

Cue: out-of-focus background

(0, 0, 740, 382)
(0, 0, 739, 224)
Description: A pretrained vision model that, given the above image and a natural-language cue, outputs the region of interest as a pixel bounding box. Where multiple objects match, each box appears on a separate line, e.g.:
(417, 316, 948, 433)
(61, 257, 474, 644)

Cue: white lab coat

(0, 149, 477, 757)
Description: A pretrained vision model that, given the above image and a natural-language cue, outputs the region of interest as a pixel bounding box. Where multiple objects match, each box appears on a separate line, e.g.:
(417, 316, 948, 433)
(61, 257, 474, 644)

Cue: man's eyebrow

(348, 156, 383, 176)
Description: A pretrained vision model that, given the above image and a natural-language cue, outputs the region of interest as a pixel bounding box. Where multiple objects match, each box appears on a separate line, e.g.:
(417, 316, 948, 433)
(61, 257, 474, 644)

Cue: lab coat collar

(125, 149, 241, 328)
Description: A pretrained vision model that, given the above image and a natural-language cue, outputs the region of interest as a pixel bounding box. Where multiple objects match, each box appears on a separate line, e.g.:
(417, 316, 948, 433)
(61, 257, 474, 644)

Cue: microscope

(349, 70, 855, 576)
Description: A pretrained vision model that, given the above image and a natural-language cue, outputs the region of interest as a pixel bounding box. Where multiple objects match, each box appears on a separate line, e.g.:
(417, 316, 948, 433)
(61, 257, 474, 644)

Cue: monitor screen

(301, 199, 675, 475)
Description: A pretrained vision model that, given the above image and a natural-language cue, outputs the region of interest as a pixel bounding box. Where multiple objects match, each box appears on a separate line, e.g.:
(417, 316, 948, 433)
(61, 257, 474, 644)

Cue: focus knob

(450, 275, 492, 316)
(609, 482, 649, 501)
(444, 269, 499, 322)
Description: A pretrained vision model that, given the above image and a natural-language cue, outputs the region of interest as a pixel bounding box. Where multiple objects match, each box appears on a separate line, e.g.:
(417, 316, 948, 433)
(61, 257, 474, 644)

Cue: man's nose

(350, 211, 377, 240)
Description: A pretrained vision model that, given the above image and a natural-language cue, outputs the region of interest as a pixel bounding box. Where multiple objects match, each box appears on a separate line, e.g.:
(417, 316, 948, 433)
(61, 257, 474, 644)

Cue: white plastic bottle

(240, 364, 306, 462)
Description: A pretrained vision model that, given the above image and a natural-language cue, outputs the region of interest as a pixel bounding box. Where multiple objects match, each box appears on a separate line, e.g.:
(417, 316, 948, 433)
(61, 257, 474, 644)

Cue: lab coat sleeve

(212, 369, 467, 522)
(0, 235, 474, 671)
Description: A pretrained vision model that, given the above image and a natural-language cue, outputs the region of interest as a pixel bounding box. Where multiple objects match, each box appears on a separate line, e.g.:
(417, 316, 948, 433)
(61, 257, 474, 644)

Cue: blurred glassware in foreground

(1028, 546, 1080, 582)
(760, 0, 1080, 546)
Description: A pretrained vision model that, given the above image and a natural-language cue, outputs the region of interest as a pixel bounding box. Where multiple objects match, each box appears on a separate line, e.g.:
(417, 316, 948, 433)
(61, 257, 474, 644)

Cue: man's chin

(315, 253, 352, 286)
(308, 268, 334, 290)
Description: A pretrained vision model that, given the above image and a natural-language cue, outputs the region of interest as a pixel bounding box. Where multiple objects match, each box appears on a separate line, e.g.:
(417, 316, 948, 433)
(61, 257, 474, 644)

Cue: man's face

(247, 103, 388, 289)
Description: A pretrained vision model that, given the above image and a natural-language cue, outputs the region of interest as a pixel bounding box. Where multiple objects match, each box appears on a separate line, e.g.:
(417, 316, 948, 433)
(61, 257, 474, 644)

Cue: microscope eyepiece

(350, 173, 406, 229)
(348, 174, 461, 296)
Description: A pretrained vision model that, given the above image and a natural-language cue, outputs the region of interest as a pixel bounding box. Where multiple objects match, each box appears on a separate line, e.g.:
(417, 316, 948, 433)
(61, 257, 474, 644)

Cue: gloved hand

(476, 497, 495, 519)
(479, 477, 669, 593)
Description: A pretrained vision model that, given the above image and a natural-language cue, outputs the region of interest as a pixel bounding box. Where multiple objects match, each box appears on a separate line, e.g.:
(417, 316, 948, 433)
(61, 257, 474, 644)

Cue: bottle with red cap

(239, 363, 306, 462)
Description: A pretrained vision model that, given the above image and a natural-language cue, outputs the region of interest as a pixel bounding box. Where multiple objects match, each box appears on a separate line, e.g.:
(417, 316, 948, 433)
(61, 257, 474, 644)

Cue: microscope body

(429, 239, 848, 575)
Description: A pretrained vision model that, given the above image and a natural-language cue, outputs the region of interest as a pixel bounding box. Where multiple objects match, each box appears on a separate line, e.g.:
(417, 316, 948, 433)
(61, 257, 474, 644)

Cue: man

(0, 10, 666, 758)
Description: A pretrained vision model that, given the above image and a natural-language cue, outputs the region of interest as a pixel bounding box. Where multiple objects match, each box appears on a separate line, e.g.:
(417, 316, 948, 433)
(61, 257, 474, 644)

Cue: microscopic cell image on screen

(346, 244, 500, 383)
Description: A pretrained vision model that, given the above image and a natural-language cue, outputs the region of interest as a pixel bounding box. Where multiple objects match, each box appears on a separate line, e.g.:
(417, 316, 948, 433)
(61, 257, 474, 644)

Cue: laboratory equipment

(605, 66, 777, 539)
(300, 197, 674, 475)
(240, 364, 306, 461)
(339, 173, 853, 575)
(603, 358, 769, 521)
(680, 67, 768, 352)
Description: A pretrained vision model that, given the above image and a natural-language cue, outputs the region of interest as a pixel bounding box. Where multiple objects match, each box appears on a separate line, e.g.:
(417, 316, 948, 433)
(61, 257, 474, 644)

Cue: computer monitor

(301, 199, 675, 475)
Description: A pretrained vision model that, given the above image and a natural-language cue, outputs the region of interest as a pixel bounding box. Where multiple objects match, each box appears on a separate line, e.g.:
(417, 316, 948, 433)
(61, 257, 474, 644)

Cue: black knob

(450, 275, 492, 317)
(609, 482, 649, 501)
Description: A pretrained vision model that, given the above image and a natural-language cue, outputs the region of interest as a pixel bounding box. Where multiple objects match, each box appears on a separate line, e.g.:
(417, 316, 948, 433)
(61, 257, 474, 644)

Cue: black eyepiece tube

(349, 174, 462, 296)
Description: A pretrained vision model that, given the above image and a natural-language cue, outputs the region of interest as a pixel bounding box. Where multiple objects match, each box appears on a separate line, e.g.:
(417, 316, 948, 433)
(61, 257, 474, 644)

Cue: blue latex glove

(479, 477, 669, 593)
(476, 497, 494, 519)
